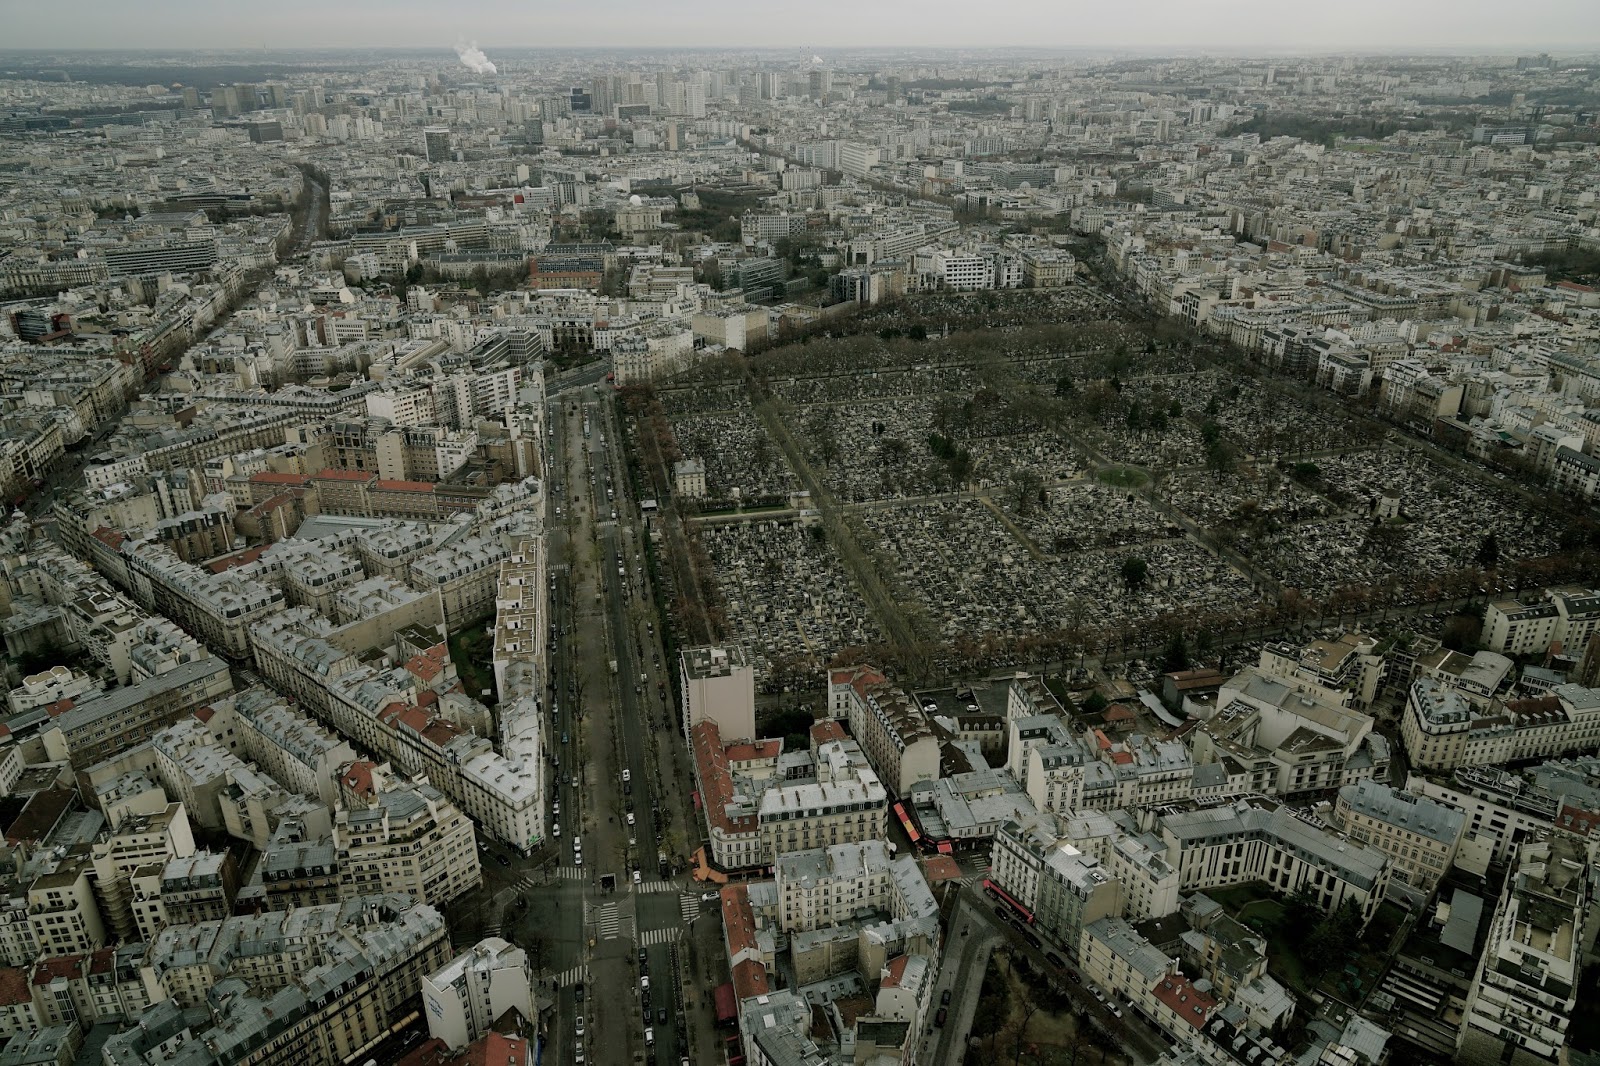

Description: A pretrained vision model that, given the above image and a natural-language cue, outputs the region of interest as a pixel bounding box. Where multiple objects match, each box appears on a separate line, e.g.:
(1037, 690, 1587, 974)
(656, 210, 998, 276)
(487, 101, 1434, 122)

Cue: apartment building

(1156, 800, 1392, 927)
(1190, 669, 1387, 797)
(690, 721, 762, 871)
(334, 780, 480, 908)
(107, 896, 451, 1066)
(683, 645, 757, 743)
(1332, 779, 1464, 896)
(1483, 588, 1600, 657)
(758, 741, 888, 862)
(406, 536, 508, 628)
(490, 537, 547, 707)
(129, 851, 237, 942)
(1402, 677, 1600, 770)
(89, 803, 196, 941)
(38, 653, 233, 768)
(988, 815, 1123, 955)
(25, 944, 159, 1032)
(420, 937, 534, 1052)
(250, 610, 543, 854)
(1080, 917, 1221, 1048)
(1459, 837, 1591, 1066)
(774, 840, 896, 933)
(828, 665, 939, 796)
(27, 857, 105, 959)
(230, 687, 354, 808)
(1256, 633, 1387, 708)
(1483, 598, 1563, 656)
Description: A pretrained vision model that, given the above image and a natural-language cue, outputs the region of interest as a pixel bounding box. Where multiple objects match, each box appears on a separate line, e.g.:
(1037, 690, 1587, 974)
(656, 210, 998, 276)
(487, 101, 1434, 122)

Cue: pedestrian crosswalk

(553, 964, 589, 987)
(594, 902, 621, 938)
(556, 866, 587, 881)
(679, 894, 700, 922)
(638, 926, 682, 948)
(635, 879, 678, 894)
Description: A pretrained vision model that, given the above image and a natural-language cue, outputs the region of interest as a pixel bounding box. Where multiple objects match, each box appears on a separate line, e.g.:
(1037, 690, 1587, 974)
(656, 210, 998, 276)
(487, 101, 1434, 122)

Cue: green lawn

(1095, 464, 1149, 489)
(1205, 882, 1277, 912)
(449, 626, 498, 705)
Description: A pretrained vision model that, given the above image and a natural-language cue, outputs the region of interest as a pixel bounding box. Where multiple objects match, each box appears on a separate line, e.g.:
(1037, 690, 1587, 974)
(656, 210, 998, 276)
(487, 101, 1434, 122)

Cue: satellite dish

(629, 194, 643, 206)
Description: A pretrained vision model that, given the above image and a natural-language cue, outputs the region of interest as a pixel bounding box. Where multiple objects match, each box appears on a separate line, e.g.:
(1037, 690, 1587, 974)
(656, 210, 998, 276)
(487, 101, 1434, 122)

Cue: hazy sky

(7, 0, 1598, 52)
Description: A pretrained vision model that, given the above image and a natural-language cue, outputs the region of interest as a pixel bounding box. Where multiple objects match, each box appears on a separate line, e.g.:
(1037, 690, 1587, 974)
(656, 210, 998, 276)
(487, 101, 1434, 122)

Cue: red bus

(983, 878, 1035, 924)
(892, 802, 922, 846)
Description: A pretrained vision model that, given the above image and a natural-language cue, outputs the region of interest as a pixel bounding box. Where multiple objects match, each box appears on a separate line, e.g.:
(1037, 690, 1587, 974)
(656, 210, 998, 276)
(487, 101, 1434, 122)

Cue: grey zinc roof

(1338, 779, 1464, 846)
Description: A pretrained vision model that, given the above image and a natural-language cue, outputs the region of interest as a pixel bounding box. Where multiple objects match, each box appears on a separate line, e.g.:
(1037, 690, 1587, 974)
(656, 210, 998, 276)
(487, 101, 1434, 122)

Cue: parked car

(934, 1007, 948, 1028)
(940, 990, 951, 1006)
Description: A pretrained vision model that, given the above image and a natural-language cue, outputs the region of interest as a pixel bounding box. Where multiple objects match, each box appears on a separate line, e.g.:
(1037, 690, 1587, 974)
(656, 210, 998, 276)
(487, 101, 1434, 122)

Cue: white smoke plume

(455, 41, 497, 76)
(811, 54, 825, 64)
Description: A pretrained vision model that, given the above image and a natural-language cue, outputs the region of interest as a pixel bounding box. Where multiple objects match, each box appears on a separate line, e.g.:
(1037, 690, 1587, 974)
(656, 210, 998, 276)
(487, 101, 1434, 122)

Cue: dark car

(940, 990, 951, 1006)
(1023, 932, 1042, 949)
(497, 855, 510, 867)
(992, 904, 1009, 920)
(657, 1008, 667, 1024)
(934, 1007, 948, 1028)
(1046, 952, 1065, 969)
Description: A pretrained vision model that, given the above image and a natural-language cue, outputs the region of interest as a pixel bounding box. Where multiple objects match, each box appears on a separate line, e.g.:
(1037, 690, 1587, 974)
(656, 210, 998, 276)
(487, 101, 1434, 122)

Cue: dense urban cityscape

(0, 25, 1598, 1066)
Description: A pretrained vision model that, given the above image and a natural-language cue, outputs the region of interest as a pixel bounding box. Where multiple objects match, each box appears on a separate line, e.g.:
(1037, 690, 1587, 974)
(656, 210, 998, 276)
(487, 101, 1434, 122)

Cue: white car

(572, 835, 582, 852)
(626, 812, 635, 826)
(573, 851, 583, 866)
(575, 1016, 585, 1037)
(633, 869, 642, 884)
(552, 822, 561, 838)
(640, 976, 650, 991)
(621, 769, 631, 784)
(643, 1027, 654, 1046)
(552, 800, 560, 816)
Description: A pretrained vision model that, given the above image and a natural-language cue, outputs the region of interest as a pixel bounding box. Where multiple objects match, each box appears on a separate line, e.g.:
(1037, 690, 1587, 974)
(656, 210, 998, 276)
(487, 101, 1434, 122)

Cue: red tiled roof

(692, 721, 756, 836)
(1153, 973, 1215, 1029)
(193, 706, 216, 724)
(721, 883, 758, 957)
(461, 1032, 529, 1066)
(880, 955, 910, 988)
(725, 739, 781, 764)
(32, 954, 85, 986)
(830, 664, 886, 700)
(0, 968, 29, 1005)
(205, 544, 270, 573)
(374, 479, 436, 493)
(810, 720, 847, 746)
(313, 468, 374, 482)
(248, 471, 309, 485)
(920, 855, 962, 884)
(341, 760, 377, 796)
(731, 958, 769, 1002)
(406, 653, 444, 682)
(1109, 750, 1134, 765)
(91, 527, 126, 549)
